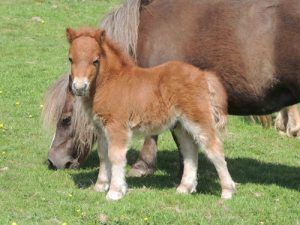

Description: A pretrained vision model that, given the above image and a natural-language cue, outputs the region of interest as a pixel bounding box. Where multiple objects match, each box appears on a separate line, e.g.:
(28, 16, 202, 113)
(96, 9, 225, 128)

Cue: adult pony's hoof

(94, 182, 109, 192)
(176, 183, 196, 194)
(127, 160, 155, 177)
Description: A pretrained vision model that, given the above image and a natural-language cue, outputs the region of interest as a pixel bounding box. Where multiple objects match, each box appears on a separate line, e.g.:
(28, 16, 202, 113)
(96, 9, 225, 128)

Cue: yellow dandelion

(12, 222, 17, 225)
(68, 193, 72, 197)
(0, 123, 3, 129)
(2, 151, 6, 155)
(28, 114, 33, 118)
(0, 90, 3, 94)
(144, 217, 148, 222)
(15, 101, 20, 106)
(40, 104, 44, 108)
(62, 223, 67, 225)
(76, 209, 81, 213)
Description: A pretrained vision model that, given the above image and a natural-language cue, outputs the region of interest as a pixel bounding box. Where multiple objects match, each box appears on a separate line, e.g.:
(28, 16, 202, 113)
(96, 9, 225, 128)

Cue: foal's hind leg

(182, 119, 235, 199)
(203, 138, 235, 199)
(172, 124, 198, 194)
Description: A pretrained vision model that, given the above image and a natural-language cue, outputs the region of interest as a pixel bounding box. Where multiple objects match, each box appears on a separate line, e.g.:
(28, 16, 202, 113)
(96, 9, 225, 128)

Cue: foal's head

(66, 28, 105, 97)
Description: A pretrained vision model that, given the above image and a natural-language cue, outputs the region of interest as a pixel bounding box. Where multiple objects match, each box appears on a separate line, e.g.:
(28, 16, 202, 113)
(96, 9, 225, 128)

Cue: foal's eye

(93, 59, 99, 66)
(61, 116, 71, 126)
(69, 57, 73, 64)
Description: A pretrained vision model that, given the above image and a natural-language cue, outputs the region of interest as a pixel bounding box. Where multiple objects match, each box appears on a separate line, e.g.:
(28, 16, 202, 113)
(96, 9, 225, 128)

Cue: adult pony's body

(44, 0, 300, 171)
(137, 0, 300, 115)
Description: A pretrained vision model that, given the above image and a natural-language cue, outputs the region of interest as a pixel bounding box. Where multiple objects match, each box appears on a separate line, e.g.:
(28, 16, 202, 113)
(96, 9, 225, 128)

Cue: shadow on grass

(71, 149, 300, 195)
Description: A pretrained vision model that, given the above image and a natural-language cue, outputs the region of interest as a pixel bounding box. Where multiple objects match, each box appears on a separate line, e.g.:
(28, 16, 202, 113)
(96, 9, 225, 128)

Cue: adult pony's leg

(275, 105, 300, 138)
(127, 136, 158, 177)
(172, 124, 198, 194)
(94, 133, 111, 193)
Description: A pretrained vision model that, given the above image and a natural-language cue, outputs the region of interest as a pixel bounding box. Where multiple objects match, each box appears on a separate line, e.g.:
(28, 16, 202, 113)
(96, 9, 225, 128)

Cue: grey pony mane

(101, 0, 142, 61)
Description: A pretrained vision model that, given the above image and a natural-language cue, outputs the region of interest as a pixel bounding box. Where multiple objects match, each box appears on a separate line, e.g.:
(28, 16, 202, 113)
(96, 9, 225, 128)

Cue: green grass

(0, 1, 300, 224)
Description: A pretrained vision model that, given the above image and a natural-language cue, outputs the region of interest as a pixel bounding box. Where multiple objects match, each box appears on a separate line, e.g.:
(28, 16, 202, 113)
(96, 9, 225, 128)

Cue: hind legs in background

(275, 105, 300, 138)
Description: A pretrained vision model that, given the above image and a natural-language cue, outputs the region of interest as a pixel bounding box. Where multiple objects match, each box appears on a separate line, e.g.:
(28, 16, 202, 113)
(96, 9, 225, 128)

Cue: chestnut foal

(66, 27, 235, 201)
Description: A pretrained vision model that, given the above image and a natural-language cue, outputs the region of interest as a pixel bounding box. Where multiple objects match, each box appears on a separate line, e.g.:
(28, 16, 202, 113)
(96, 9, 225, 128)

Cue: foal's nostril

(48, 159, 57, 170)
(72, 81, 88, 95)
(65, 161, 73, 169)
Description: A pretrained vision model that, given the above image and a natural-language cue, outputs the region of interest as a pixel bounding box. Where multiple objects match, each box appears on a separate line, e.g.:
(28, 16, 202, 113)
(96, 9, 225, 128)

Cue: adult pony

(44, 0, 300, 172)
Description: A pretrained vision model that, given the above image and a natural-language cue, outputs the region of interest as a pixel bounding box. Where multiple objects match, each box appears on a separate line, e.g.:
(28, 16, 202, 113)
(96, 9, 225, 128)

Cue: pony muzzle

(72, 79, 89, 96)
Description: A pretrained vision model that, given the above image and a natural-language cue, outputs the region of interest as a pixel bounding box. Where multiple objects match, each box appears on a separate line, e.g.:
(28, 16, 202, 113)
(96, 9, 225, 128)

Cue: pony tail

(100, 0, 142, 61)
(205, 72, 228, 134)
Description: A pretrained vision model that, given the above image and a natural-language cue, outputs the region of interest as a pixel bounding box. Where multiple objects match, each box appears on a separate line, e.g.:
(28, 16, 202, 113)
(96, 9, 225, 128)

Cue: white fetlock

(221, 182, 236, 200)
(94, 182, 109, 192)
(106, 190, 125, 201)
(176, 183, 196, 194)
(106, 184, 127, 201)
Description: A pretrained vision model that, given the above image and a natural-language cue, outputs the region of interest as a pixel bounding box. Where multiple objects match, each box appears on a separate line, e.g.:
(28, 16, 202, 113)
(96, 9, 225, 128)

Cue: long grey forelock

(71, 98, 96, 156)
(42, 73, 70, 128)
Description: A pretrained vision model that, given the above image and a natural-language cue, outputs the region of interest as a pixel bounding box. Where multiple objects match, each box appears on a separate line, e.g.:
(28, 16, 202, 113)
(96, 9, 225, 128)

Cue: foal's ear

(95, 29, 106, 43)
(66, 27, 76, 43)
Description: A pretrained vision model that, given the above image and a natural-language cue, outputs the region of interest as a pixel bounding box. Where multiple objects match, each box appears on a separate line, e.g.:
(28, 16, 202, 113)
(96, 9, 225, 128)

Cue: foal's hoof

(221, 182, 236, 200)
(106, 185, 127, 201)
(221, 189, 234, 199)
(106, 190, 125, 201)
(94, 182, 109, 192)
(176, 183, 196, 194)
(127, 160, 155, 177)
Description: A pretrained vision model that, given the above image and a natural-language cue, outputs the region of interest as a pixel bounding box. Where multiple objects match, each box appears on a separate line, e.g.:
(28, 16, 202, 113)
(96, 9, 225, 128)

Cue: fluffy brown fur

(66, 27, 234, 201)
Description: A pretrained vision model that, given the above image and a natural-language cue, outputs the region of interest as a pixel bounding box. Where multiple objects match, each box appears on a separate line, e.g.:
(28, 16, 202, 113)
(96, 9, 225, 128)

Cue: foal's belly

(130, 114, 178, 136)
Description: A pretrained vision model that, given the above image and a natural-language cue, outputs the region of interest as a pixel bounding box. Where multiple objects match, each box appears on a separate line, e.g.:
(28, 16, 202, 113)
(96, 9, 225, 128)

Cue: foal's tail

(100, 0, 144, 61)
(205, 72, 228, 134)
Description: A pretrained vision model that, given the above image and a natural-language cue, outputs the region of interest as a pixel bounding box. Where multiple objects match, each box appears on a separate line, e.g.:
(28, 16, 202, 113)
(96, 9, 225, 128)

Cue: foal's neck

(99, 39, 135, 80)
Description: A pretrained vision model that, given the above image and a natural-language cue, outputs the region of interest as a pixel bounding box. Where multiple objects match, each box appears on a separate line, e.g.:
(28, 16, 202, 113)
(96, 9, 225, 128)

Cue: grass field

(0, 1, 300, 224)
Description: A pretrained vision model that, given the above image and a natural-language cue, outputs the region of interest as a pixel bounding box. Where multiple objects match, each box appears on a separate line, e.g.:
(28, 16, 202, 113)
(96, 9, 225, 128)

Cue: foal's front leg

(94, 131, 111, 192)
(106, 126, 130, 201)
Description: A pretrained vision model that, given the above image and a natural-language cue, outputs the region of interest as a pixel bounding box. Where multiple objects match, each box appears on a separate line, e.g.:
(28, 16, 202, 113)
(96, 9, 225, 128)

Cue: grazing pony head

(66, 28, 106, 97)
(42, 74, 95, 169)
